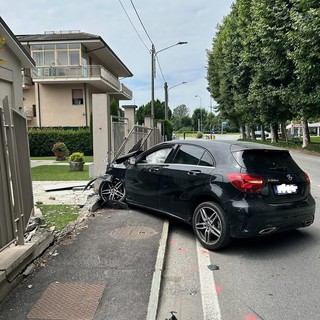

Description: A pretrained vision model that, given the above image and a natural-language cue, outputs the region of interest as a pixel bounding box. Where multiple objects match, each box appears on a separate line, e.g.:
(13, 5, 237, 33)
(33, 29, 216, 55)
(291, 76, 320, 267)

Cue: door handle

(188, 170, 201, 176)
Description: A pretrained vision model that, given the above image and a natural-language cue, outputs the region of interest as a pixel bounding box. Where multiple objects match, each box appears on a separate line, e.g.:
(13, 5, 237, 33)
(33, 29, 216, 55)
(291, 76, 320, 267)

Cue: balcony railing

(31, 65, 121, 91)
(22, 74, 32, 87)
(120, 83, 133, 99)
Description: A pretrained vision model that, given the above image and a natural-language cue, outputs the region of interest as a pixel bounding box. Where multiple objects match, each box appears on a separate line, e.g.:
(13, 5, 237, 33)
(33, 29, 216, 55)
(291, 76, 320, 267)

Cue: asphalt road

(157, 149, 320, 320)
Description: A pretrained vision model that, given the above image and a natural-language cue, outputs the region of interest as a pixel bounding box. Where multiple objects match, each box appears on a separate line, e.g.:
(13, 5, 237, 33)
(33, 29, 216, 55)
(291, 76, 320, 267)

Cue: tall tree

(287, 0, 320, 146)
(192, 108, 208, 132)
(247, 0, 294, 142)
(136, 99, 168, 125)
(172, 104, 190, 130)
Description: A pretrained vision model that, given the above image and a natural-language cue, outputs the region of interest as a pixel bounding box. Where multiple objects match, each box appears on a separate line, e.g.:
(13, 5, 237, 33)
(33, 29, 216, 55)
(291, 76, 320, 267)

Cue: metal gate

(110, 115, 128, 161)
(0, 97, 34, 250)
(112, 124, 162, 162)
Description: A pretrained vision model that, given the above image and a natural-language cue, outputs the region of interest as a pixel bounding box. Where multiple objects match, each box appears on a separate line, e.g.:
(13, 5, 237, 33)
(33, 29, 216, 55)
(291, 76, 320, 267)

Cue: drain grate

(109, 225, 158, 240)
(27, 282, 105, 320)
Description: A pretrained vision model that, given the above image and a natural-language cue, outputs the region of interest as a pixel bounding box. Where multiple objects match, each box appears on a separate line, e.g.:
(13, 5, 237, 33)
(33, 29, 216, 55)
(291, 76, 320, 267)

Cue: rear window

(232, 150, 301, 172)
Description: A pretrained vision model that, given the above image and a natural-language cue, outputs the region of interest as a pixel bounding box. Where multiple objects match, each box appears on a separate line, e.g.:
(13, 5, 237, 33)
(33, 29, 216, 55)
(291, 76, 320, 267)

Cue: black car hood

(114, 149, 143, 164)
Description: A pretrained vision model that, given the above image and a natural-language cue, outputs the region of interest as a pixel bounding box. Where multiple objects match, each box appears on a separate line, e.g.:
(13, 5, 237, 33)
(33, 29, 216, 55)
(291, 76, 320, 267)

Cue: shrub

(51, 142, 68, 153)
(196, 131, 204, 139)
(28, 128, 93, 157)
(69, 152, 85, 162)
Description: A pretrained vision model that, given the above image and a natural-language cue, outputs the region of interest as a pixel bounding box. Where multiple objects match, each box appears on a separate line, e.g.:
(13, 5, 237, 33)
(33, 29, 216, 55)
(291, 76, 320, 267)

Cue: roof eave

(0, 17, 35, 68)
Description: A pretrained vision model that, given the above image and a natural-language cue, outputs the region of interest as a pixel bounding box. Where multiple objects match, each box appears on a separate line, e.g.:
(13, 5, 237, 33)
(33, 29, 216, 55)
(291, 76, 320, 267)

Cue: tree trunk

(301, 118, 310, 148)
(261, 124, 266, 141)
(270, 127, 276, 143)
(245, 125, 251, 140)
(280, 121, 287, 143)
(240, 125, 246, 139)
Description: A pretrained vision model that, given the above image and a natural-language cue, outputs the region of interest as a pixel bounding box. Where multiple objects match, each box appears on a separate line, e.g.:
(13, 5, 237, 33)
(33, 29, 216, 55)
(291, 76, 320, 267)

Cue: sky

(2, 0, 234, 115)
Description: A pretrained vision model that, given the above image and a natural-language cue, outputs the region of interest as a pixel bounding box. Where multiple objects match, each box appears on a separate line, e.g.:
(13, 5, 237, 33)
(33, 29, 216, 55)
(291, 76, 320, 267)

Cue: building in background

(18, 30, 133, 128)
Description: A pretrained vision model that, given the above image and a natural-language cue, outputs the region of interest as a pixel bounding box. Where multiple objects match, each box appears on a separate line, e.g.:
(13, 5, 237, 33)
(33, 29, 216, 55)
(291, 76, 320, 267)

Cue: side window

(173, 145, 206, 165)
(143, 148, 172, 164)
(199, 150, 214, 167)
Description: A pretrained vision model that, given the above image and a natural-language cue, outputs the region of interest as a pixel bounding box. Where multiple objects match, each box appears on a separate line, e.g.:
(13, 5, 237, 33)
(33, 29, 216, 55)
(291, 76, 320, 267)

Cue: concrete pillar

(144, 116, 153, 128)
(92, 94, 111, 177)
(123, 105, 137, 134)
(144, 116, 154, 149)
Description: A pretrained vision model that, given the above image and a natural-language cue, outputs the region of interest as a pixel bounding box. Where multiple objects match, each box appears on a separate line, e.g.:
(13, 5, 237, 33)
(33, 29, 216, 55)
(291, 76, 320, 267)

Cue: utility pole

(151, 44, 155, 118)
(164, 81, 168, 120)
(150, 41, 187, 120)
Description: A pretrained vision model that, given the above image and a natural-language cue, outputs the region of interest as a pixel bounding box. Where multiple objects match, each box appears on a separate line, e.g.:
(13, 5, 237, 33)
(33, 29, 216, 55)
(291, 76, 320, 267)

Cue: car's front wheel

(192, 201, 231, 250)
(98, 177, 126, 202)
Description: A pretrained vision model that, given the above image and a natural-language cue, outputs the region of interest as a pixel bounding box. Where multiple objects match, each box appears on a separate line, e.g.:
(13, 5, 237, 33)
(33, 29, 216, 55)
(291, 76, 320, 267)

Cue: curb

(146, 219, 169, 320)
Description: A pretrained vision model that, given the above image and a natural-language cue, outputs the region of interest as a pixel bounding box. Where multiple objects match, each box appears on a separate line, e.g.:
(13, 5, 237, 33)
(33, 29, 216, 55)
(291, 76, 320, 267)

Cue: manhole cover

(27, 282, 105, 320)
(109, 225, 158, 240)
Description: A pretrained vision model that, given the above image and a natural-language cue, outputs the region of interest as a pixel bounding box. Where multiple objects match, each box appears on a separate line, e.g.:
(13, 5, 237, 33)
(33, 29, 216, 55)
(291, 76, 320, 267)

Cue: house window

(31, 43, 81, 66)
(32, 104, 37, 117)
(72, 89, 83, 105)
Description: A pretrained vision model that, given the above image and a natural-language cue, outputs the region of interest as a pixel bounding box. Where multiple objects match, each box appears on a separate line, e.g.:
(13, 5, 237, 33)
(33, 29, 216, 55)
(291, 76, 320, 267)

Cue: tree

(136, 99, 169, 125)
(192, 108, 208, 132)
(110, 98, 122, 118)
(287, 0, 320, 147)
(247, 0, 294, 142)
(163, 119, 173, 140)
(172, 104, 190, 130)
(173, 104, 189, 118)
(207, 1, 253, 135)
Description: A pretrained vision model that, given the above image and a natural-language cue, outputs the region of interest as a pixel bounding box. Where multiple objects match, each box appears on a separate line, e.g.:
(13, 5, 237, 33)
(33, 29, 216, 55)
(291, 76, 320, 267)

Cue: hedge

(28, 128, 93, 157)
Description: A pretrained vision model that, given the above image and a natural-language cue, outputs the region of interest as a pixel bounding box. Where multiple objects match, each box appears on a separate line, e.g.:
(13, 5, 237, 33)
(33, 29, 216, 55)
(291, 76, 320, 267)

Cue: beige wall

(37, 83, 88, 127)
(23, 85, 36, 126)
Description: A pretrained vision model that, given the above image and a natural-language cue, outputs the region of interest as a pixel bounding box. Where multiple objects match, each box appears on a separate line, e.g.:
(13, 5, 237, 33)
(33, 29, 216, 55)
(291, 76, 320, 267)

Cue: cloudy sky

(2, 0, 234, 114)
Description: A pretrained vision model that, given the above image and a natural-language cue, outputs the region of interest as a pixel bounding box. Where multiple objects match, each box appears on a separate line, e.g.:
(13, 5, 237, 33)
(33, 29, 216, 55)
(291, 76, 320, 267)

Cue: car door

(158, 144, 215, 219)
(125, 146, 174, 209)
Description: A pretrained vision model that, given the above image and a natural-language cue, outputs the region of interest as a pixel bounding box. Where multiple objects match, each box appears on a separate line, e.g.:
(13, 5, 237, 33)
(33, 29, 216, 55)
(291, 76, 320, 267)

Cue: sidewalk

(0, 161, 168, 320)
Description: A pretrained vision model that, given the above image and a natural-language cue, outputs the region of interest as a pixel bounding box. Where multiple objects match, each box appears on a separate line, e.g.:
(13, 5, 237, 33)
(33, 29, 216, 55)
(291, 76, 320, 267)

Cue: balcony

(31, 65, 132, 99)
(22, 72, 32, 89)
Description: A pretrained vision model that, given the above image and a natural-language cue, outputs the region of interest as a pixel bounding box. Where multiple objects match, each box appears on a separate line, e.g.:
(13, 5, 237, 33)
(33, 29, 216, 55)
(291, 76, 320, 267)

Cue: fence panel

(12, 109, 34, 229)
(0, 106, 15, 248)
(0, 97, 34, 250)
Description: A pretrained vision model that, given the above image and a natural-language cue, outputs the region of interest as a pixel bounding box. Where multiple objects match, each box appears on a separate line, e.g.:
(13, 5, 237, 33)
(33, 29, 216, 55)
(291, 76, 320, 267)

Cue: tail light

(227, 173, 265, 193)
(304, 172, 310, 185)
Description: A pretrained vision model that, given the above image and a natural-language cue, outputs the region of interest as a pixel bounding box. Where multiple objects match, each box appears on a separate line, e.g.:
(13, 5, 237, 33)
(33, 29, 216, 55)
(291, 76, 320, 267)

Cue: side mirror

(129, 157, 136, 165)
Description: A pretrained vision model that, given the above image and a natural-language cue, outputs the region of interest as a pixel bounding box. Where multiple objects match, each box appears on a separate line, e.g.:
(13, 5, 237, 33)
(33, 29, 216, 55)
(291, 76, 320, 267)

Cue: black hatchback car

(97, 140, 315, 250)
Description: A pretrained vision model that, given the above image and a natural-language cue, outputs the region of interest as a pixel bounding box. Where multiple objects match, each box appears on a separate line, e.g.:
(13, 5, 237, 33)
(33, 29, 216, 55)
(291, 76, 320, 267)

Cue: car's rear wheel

(192, 201, 231, 250)
(98, 177, 126, 202)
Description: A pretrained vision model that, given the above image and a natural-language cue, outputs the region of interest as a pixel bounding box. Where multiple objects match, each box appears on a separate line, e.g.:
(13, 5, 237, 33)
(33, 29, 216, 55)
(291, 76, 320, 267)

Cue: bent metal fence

(112, 124, 161, 162)
(0, 97, 34, 250)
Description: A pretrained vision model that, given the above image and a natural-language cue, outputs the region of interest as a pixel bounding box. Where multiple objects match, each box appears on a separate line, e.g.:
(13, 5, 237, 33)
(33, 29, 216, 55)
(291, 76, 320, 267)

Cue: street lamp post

(164, 81, 187, 120)
(151, 41, 188, 118)
(195, 95, 202, 132)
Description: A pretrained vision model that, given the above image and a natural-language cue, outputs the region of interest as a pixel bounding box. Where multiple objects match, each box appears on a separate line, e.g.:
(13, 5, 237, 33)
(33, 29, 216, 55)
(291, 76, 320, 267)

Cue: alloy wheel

(99, 178, 126, 202)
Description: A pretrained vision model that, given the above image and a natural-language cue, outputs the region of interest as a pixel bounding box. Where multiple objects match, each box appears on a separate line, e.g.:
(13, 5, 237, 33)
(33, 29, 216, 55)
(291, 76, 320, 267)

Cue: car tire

(98, 177, 126, 202)
(192, 201, 231, 250)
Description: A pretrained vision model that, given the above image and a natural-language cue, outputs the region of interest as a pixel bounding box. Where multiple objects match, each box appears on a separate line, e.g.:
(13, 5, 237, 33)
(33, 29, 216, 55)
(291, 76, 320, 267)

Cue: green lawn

(31, 165, 90, 181)
(31, 155, 94, 162)
(37, 204, 80, 231)
(311, 136, 320, 143)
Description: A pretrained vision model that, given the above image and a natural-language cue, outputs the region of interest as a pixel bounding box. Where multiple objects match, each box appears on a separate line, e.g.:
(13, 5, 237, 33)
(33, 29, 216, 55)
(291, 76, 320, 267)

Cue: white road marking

(196, 240, 222, 320)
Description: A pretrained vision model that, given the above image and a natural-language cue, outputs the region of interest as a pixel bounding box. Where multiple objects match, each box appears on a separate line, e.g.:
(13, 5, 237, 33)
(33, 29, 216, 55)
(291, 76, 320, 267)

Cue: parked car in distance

(253, 131, 271, 139)
(98, 140, 315, 250)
